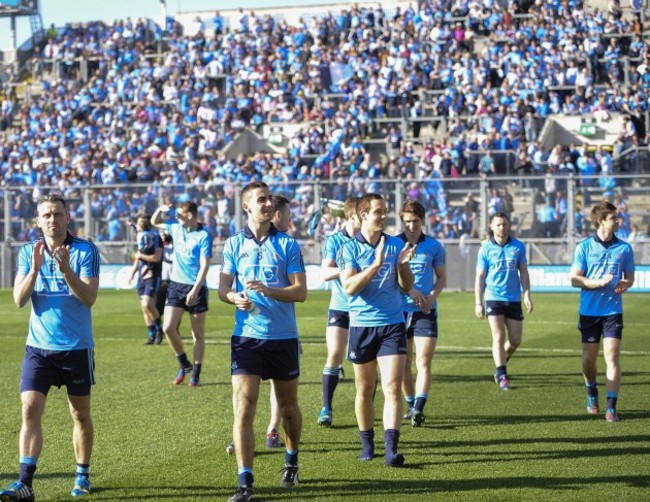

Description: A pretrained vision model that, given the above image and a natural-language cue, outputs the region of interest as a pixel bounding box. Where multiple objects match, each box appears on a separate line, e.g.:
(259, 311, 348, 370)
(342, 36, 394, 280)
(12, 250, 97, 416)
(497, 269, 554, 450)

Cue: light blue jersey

(222, 224, 305, 340)
(322, 228, 353, 311)
(17, 233, 101, 351)
(165, 222, 212, 285)
(396, 232, 445, 312)
(338, 233, 404, 327)
(572, 235, 635, 316)
(476, 237, 527, 302)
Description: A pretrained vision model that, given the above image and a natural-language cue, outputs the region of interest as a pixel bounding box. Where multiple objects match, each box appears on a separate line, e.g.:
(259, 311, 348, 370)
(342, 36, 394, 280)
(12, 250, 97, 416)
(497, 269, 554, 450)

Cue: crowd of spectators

(1, 0, 649, 242)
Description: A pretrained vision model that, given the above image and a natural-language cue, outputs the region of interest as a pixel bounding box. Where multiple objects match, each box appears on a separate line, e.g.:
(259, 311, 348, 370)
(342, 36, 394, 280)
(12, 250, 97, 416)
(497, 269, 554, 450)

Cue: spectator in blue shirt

(537, 198, 559, 237)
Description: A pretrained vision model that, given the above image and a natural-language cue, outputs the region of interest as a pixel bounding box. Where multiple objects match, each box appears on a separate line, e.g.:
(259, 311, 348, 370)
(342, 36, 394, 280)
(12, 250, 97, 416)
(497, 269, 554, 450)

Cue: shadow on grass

(0, 472, 71, 480)
(78, 485, 223, 500)
(433, 371, 588, 385)
(257, 474, 650, 499)
(406, 434, 650, 449)
(10, 474, 650, 501)
(427, 409, 650, 427)
(415, 445, 650, 466)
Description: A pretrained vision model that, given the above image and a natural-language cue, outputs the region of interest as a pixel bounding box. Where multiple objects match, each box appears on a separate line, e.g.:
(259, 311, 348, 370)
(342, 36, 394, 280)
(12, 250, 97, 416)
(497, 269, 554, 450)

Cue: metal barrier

(1, 174, 649, 286)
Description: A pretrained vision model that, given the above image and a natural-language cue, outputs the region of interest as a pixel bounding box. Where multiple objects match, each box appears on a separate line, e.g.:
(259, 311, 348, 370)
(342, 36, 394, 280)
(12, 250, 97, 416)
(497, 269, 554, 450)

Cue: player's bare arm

(519, 263, 533, 313)
(54, 245, 99, 307)
(187, 255, 211, 306)
(321, 258, 340, 281)
(397, 242, 416, 292)
(218, 271, 254, 311)
(615, 271, 635, 294)
(13, 240, 45, 308)
(150, 205, 170, 229)
(340, 236, 385, 296)
(424, 265, 447, 311)
(136, 247, 163, 263)
(474, 268, 486, 320)
(570, 269, 614, 289)
(246, 272, 307, 303)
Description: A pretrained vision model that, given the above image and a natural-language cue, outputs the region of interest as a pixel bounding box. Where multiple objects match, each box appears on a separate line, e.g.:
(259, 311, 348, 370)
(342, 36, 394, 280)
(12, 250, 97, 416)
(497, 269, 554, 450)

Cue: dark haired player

(2, 194, 100, 501)
(475, 212, 533, 390)
(570, 201, 635, 422)
(219, 182, 307, 502)
(318, 196, 361, 427)
(151, 200, 212, 387)
(338, 193, 416, 467)
(397, 200, 446, 427)
(129, 216, 164, 345)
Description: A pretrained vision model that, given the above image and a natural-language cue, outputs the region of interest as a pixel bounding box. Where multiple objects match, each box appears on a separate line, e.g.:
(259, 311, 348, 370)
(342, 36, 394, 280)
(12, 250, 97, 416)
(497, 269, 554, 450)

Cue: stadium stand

(1, 0, 650, 254)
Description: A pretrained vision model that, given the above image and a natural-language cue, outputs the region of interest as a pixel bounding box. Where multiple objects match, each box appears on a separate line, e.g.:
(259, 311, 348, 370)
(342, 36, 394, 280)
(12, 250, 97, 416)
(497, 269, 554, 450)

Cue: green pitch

(0, 290, 648, 501)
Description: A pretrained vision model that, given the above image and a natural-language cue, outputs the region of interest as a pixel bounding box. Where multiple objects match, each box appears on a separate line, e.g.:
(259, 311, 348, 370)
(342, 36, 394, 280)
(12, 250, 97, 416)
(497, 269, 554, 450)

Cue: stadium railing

(0, 173, 648, 287)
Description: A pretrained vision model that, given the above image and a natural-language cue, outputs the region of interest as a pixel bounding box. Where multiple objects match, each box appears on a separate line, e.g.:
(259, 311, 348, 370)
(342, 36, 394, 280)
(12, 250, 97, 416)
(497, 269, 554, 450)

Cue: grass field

(0, 289, 649, 502)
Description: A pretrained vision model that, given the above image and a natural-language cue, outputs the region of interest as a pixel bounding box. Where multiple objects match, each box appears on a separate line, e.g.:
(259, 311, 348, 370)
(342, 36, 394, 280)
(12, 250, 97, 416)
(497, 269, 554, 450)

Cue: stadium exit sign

(579, 124, 596, 137)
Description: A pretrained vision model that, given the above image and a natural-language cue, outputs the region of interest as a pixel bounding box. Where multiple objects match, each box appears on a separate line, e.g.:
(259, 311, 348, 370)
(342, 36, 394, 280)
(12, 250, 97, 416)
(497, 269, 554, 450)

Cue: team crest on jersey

(495, 259, 515, 270)
(410, 262, 425, 274)
(39, 274, 70, 296)
(243, 265, 280, 285)
(372, 264, 392, 281)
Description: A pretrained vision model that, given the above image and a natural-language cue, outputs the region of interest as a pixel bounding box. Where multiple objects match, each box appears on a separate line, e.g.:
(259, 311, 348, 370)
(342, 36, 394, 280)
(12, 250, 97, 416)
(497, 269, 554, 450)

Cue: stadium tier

(1, 0, 649, 247)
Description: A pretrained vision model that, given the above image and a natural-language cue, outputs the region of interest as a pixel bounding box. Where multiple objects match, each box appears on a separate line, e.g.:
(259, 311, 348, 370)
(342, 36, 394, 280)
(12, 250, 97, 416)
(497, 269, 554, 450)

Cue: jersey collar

(43, 231, 74, 252)
(244, 223, 278, 245)
(354, 231, 387, 248)
(593, 233, 619, 248)
(396, 231, 426, 244)
(490, 235, 511, 247)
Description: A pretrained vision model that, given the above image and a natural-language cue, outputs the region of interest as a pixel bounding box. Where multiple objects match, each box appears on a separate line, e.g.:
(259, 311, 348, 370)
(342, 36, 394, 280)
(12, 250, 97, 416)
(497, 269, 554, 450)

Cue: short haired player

(570, 201, 635, 422)
(339, 193, 416, 466)
(397, 200, 446, 427)
(474, 212, 533, 390)
(318, 196, 361, 427)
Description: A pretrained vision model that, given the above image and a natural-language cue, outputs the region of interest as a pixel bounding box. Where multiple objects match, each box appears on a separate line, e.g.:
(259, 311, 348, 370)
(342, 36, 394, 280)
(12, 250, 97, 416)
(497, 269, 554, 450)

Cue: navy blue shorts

(404, 309, 438, 339)
(348, 322, 407, 364)
(579, 314, 623, 343)
(166, 281, 209, 313)
(327, 309, 350, 329)
(485, 301, 524, 321)
(231, 336, 300, 381)
(21, 346, 95, 397)
(137, 277, 160, 298)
